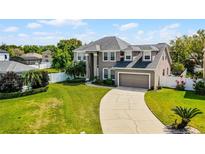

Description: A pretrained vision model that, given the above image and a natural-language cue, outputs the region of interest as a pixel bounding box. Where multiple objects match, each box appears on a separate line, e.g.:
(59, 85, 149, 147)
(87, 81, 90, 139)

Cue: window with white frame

(125, 51, 132, 61)
(103, 52, 108, 61)
(143, 51, 151, 61)
(77, 53, 85, 61)
(110, 69, 115, 80)
(103, 68, 109, 79)
(110, 52, 116, 61)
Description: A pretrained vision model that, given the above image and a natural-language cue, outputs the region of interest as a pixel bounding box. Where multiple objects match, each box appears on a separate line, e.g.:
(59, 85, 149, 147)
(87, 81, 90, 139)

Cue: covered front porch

(85, 52, 99, 81)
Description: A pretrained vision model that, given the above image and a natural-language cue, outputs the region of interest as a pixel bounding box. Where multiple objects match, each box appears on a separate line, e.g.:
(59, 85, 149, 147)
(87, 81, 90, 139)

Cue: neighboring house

(0, 49, 9, 61)
(42, 50, 53, 63)
(20, 53, 42, 65)
(0, 51, 35, 75)
(74, 36, 172, 89)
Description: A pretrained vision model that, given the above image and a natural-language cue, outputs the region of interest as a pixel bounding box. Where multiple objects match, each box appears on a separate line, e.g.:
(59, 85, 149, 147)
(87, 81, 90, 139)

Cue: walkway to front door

(100, 87, 166, 134)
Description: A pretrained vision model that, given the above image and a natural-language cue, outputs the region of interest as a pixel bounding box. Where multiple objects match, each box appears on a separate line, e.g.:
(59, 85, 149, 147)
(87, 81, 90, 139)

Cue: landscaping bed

(145, 88, 205, 133)
(0, 83, 109, 134)
(0, 86, 48, 99)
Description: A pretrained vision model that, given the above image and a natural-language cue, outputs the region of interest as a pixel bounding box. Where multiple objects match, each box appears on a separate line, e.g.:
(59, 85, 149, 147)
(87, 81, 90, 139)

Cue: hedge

(66, 78, 86, 83)
(0, 86, 48, 100)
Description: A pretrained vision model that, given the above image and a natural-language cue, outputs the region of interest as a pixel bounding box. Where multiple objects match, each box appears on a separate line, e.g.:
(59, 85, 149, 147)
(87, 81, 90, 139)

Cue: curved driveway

(100, 87, 166, 134)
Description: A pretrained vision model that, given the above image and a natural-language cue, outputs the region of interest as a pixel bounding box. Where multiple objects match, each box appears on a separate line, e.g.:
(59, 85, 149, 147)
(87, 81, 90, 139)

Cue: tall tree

(170, 29, 205, 66)
(57, 38, 82, 60)
(52, 49, 72, 69)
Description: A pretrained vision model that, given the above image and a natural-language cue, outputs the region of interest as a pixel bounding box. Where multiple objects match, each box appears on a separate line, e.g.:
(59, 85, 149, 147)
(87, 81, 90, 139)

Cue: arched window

(4, 55, 7, 60)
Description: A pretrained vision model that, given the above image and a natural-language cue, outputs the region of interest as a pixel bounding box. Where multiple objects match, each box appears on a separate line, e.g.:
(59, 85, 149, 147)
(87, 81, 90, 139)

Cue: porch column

(93, 53, 98, 78)
(85, 53, 90, 81)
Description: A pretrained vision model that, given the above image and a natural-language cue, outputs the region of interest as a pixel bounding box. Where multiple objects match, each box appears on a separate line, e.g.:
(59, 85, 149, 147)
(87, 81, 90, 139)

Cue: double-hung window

(110, 70, 115, 80)
(103, 68, 109, 80)
(125, 51, 132, 61)
(77, 53, 85, 61)
(103, 52, 108, 61)
(110, 52, 116, 61)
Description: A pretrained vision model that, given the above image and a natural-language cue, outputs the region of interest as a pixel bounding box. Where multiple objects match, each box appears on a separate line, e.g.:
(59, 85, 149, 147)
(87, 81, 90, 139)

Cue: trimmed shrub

(176, 77, 186, 91)
(66, 78, 86, 83)
(0, 72, 23, 93)
(103, 78, 114, 86)
(194, 80, 205, 95)
(0, 86, 48, 99)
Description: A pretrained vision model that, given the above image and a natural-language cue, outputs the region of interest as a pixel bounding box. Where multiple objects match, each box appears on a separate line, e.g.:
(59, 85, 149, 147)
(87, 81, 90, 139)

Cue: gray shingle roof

(0, 61, 36, 73)
(0, 49, 8, 53)
(74, 36, 130, 51)
(113, 43, 169, 69)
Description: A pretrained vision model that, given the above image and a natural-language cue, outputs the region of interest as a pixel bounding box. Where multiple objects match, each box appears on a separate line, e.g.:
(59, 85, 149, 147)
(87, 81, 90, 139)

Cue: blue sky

(0, 19, 205, 45)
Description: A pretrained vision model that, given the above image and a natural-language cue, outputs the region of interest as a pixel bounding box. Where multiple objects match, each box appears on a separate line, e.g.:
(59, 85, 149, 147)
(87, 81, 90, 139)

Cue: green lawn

(41, 68, 63, 73)
(145, 88, 205, 133)
(0, 83, 109, 134)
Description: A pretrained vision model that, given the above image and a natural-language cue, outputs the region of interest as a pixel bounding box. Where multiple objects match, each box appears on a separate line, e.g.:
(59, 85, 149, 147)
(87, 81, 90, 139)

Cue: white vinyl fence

(160, 76, 202, 91)
(29, 62, 52, 69)
(48, 72, 70, 83)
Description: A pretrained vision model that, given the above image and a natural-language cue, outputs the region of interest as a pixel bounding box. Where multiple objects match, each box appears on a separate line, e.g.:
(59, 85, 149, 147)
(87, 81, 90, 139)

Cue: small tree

(22, 71, 42, 89)
(172, 63, 185, 76)
(0, 72, 23, 93)
(172, 106, 202, 129)
(52, 49, 71, 70)
(66, 61, 86, 79)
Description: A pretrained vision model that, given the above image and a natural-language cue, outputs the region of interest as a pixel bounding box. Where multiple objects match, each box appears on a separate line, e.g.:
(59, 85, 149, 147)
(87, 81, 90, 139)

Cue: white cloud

(74, 31, 96, 43)
(114, 23, 138, 31)
(159, 23, 180, 40)
(27, 22, 42, 29)
(38, 19, 87, 28)
(18, 33, 28, 37)
(137, 30, 144, 35)
(3, 26, 19, 32)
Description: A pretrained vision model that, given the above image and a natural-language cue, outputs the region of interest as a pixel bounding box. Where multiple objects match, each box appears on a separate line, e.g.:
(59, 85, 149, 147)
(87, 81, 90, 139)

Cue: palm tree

(172, 106, 203, 129)
(22, 71, 42, 88)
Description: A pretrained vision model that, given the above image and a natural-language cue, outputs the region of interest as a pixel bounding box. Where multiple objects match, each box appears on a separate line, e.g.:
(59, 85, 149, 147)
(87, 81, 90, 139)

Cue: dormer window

(125, 51, 132, 61)
(143, 51, 151, 61)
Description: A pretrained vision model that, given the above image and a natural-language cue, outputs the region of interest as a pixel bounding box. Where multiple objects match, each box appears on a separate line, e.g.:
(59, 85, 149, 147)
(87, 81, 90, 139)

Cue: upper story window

(143, 51, 151, 61)
(103, 52, 108, 61)
(110, 52, 116, 61)
(125, 51, 132, 61)
(77, 53, 86, 61)
(4, 55, 7, 59)
(103, 52, 116, 62)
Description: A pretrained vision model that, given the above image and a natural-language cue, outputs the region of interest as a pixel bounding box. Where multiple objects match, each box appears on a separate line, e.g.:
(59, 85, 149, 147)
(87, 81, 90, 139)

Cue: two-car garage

(117, 72, 151, 89)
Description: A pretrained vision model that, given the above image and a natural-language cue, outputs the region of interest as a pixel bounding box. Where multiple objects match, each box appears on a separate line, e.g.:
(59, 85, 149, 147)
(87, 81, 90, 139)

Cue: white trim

(124, 51, 132, 61)
(102, 52, 109, 62)
(77, 52, 86, 61)
(102, 68, 109, 80)
(113, 67, 155, 71)
(110, 52, 116, 62)
(143, 50, 151, 61)
(117, 72, 151, 89)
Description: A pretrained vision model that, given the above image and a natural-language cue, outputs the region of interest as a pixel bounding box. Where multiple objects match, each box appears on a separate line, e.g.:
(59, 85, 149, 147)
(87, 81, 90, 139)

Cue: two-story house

(74, 36, 172, 89)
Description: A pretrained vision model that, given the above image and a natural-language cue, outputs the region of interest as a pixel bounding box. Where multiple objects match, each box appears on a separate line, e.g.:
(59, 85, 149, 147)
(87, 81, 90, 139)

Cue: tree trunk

(177, 118, 190, 129)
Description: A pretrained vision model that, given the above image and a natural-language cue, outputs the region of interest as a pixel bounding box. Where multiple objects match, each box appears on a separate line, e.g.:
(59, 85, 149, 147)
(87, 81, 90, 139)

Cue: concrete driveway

(100, 87, 166, 134)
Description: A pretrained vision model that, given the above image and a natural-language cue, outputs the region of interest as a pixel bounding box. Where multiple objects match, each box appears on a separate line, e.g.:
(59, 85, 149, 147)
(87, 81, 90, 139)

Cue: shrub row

(66, 78, 86, 83)
(0, 86, 48, 100)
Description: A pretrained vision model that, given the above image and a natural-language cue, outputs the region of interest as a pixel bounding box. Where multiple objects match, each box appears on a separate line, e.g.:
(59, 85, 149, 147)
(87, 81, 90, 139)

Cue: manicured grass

(0, 83, 109, 134)
(41, 68, 62, 73)
(145, 88, 205, 133)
